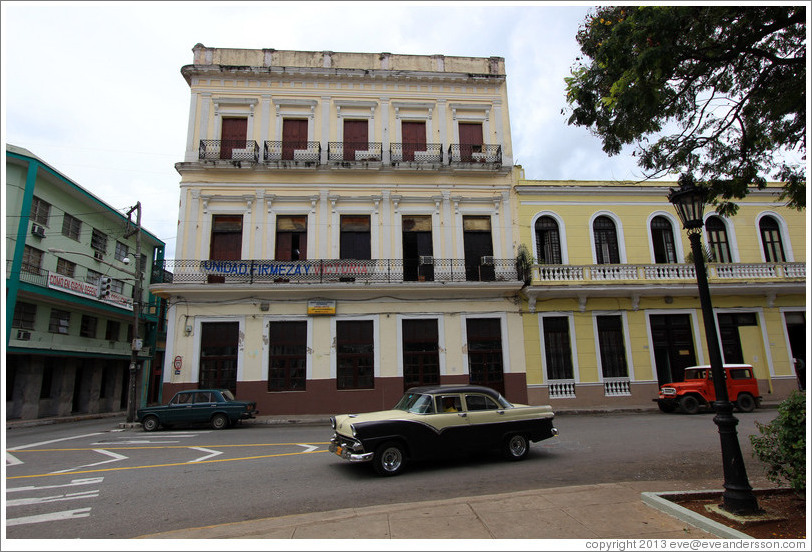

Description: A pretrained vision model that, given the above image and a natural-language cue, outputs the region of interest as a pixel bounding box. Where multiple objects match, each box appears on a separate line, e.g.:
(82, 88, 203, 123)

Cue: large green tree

(564, 5, 806, 215)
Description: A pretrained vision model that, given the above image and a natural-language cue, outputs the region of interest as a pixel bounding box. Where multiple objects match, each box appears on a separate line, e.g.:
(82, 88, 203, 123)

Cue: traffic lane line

(6, 448, 328, 480)
(7, 442, 331, 452)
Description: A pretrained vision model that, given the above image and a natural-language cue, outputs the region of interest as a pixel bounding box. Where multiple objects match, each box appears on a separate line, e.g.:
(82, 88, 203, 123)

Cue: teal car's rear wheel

(211, 413, 229, 430)
(142, 415, 159, 432)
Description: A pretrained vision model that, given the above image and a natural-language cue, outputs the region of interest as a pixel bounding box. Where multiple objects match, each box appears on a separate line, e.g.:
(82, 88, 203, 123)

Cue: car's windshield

(220, 390, 235, 401)
(393, 392, 435, 414)
(684, 369, 707, 380)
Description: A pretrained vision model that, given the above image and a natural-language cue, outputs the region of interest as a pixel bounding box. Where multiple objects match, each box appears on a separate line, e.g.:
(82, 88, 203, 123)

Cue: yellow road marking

(8, 442, 331, 452)
(6, 449, 327, 480)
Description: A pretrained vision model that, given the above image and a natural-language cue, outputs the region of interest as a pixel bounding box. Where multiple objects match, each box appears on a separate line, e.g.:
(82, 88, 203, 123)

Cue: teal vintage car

(137, 389, 257, 431)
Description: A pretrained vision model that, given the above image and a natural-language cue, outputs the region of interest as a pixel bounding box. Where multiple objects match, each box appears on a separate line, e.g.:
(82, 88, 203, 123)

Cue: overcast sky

(3, 1, 654, 259)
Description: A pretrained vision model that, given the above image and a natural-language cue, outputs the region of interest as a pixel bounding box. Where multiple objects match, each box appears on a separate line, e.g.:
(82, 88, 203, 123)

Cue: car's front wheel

(679, 395, 700, 415)
(504, 433, 530, 461)
(211, 413, 229, 430)
(142, 415, 159, 432)
(373, 441, 406, 476)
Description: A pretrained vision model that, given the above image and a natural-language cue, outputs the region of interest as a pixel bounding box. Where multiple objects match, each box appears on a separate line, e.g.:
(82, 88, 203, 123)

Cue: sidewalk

(138, 479, 750, 539)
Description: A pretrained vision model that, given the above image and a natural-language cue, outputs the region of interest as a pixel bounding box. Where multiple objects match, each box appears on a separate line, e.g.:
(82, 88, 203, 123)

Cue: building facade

(515, 173, 806, 409)
(6, 145, 168, 420)
(152, 45, 526, 414)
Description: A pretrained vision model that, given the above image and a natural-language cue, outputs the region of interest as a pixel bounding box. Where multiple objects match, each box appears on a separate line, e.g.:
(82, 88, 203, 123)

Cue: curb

(642, 490, 754, 539)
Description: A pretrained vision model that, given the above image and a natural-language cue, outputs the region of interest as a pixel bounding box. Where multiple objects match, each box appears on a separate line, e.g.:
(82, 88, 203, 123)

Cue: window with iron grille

(48, 309, 71, 335)
(91, 228, 108, 253)
(115, 241, 129, 262)
(86, 269, 102, 286)
(61, 213, 82, 240)
(542, 316, 574, 380)
(56, 258, 76, 278)
(31, 196, 51, 226)
(336, 320, 374, 389)
(593, 216, 620, 264)
(596, 315, 628, 378)
(535, 216, 562, 264)
(651, 216, 678, 264)
(12, 302, 37, 330)
(80, 315, 98, 338)
(105, 320, 120, 341)
(759, 216, 786, 263)
(268, 321, 307, 391)
(22, 245, 43, 275)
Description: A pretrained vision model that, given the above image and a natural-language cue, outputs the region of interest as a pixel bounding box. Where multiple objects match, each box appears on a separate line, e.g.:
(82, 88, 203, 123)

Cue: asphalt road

(4, 409, 778, 539)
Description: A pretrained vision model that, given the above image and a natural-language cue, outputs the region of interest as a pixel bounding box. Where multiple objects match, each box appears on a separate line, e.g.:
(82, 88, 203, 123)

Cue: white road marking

(8, 432, 105, 451)
(92, 439, 181, 445)
(6, 508, 92, 527)
(188, 447, 222, 463)
(297, 444, 319, 453)
(49, 449, 128, 474)
(6, 452, 24, 466)
(6, 490, 100, 507)
(6, 477, 104, 493)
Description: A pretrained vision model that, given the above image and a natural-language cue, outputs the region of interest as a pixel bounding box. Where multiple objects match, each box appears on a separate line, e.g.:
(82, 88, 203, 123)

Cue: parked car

(137, 389, 257, 431)
(328, 384, 558, 476)
(653, 364, 762, 414)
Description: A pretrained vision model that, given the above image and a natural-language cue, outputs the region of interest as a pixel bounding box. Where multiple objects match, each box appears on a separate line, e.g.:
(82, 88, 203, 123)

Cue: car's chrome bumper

(329, 435, 374, 463)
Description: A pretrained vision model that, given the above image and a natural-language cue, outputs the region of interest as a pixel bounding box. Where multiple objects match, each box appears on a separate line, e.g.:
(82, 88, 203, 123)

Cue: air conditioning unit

(94, 250, 104, 261)
(16, 330, 31, 341)
(481, 256, 495, 265)
(31, 224, 46, 238)
(419, 256, 434, 265)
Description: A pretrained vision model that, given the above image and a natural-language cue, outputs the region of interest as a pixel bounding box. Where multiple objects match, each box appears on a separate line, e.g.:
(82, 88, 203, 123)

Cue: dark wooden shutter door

(209, 215, 243, 283)
(458, 122, 483, 161)
(343, 120, 368, 161)
(282, 119, 308, 160)
(220, 118, 247, 159)
(401, 121, 426, 161)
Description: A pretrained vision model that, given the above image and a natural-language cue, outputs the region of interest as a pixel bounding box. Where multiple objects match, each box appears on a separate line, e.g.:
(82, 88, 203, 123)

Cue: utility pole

(124, 202, 142, 423)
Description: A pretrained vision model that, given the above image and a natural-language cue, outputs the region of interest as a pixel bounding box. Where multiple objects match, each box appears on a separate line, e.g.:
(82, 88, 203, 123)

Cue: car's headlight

(350, 424, 357, 437)
(661, 388, 677, 396)
(330, 417, 336, 430)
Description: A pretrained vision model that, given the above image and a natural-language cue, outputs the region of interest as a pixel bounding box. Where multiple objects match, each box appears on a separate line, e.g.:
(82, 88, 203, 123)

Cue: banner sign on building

(201, 260, 370, 279)
(47, 272, 133, 311)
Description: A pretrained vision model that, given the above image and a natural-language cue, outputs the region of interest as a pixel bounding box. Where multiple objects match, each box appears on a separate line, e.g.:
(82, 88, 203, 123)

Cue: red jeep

(654, 364, 761, 414)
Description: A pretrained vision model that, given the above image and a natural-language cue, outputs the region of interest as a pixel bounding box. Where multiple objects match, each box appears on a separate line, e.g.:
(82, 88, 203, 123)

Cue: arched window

(651, 216, 677, 263)
(759, 216, 786, 262)
(705, 216, 732, 263)
(593, 216, 620, 264)
(535, 216, 562, 264)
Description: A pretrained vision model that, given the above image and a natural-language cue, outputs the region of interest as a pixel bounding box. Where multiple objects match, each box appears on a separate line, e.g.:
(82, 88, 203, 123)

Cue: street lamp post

(667, 175, 760, 515)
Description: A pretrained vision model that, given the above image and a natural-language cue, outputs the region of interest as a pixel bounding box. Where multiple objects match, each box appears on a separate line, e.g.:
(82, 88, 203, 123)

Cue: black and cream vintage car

(328, 385, 558, 476)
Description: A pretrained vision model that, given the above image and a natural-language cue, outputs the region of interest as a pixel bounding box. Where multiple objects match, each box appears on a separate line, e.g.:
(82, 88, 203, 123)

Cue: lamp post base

(712, 400, 762, 515)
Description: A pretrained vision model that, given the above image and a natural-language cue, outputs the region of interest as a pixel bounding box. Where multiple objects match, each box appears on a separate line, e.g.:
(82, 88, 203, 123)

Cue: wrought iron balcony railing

(199, 140, 260, 162)
(327, 142, 383, 163)
(390, 143, 443, 164)
(152, 258, 522, 285)
(448, 144, 502, 165)
(529, 262, 806, 284)
(264, 141, 321, 163)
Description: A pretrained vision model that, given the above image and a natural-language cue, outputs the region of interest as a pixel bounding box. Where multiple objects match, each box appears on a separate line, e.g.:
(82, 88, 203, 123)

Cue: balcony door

(220, 118, 247, 159)
(402, 215, 433, 281)
(275, 215, 307, 261)
(459, 122, 483, 161)
(282, 119, 308, 161)
(463, 215, 494, 281)
(209, 215, 242, 283)
(343, 120, 368, 161)
(401, 121, 426, 162)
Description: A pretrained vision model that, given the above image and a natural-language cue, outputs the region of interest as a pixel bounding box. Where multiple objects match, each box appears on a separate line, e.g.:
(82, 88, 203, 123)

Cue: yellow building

(151, 45, 528, 414)
(516, 172, 806, 409)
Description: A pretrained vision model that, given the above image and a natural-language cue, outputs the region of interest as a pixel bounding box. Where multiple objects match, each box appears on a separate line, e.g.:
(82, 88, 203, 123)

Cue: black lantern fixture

(667, 174, 760, 515)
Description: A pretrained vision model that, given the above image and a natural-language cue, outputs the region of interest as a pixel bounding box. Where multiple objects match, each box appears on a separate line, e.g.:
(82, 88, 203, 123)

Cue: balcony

(448, 144, 502, 167)
(151, 258, 522, 285)
(199, 140, 260, 163)
(390, 143, 443, 165)
(327, 142, 383, 164)
(263, 141, 321, 166)
(523, 261, 807, 311)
